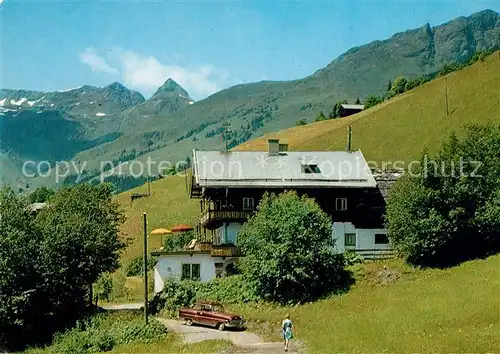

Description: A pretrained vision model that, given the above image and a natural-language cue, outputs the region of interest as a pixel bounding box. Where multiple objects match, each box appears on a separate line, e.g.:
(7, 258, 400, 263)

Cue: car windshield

(212, 305, 224, 312)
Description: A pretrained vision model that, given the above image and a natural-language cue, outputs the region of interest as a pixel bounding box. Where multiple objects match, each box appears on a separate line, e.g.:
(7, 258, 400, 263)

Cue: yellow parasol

(150, 228, 173, 235)
(150, 228, 173, 248)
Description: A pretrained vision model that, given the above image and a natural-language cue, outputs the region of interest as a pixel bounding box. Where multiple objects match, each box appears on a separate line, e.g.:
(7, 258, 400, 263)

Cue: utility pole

(497, 34, 500, 61)
(143, 213, 149, 324)
(221, 122, 231, 151)
(444, 77, 449, 117)
(346, 125, 352, 152)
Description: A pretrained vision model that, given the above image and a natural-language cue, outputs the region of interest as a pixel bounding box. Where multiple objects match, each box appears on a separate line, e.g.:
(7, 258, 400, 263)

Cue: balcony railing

(200, 209, 253, 227)
(210, 244, 243, 257)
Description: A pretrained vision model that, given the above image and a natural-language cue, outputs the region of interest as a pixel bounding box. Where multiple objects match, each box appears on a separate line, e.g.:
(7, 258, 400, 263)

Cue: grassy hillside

(116, 175, 198, 264)
(236, 51, 500, 164)
(229, 255, 500, 352)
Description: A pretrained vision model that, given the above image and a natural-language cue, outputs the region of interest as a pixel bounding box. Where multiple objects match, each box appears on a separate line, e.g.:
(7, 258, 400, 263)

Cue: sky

(1, 0, 499, 100)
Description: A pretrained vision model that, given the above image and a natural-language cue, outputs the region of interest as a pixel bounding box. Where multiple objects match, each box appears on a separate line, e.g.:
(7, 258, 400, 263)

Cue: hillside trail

(158, 318, 301, 354)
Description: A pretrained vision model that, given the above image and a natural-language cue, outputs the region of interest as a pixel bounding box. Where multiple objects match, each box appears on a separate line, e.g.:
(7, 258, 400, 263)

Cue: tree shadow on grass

(412, 237, 500, 270)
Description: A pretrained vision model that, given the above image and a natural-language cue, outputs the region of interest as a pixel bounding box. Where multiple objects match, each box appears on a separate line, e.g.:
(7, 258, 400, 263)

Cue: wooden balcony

(200, 209, 253, 228)
(210, 244, 244, 257)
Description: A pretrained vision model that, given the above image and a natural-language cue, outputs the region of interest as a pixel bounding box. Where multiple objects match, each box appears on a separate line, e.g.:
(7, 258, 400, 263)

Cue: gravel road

(158, 318, 300, 353)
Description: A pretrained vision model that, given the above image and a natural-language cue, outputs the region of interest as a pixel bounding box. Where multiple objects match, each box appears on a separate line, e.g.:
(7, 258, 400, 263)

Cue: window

(243, 197, 254, 210)
(181, 263, 201, 280)
(301, 164, 321, 173)
(336, 198, 347, 211)
(345, 233, 356, 247)
(375, 233, 389, 244)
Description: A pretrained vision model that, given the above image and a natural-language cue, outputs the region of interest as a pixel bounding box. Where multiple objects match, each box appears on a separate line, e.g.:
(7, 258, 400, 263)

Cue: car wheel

(185, 318, 193, 326)
(217, 322, 225, 331)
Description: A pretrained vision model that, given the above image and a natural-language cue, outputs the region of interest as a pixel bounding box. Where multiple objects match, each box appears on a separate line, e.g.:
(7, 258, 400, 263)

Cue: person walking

(282, 314, 293, 352)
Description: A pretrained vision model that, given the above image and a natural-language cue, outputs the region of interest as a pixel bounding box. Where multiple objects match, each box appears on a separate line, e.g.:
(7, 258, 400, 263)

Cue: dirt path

(158, 318, 301, 353)
(101, 302, 143, 310)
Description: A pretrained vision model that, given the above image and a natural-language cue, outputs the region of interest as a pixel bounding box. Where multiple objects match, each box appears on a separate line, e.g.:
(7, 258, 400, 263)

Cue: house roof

(192, 149, 377, 188)
(341, 104, 365, 110)
(372, 169, 404, 200)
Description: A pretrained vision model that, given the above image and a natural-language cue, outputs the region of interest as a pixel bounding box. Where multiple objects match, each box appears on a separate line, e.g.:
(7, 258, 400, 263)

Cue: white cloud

(79, 47, 234, 99)
(113, 49, 231, 100)
(79, 48, 119, 75)
(0, 0, 4, 5)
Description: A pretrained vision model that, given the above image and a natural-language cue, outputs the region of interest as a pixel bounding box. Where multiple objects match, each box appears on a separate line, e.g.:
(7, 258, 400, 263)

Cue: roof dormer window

(301, 164, 321, 174)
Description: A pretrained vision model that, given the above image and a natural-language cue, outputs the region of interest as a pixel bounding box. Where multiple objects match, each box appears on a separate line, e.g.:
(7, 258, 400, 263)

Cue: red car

(179, 301, 245, 331)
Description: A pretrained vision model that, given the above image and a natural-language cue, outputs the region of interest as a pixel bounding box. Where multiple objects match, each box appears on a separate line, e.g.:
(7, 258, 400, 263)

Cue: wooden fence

(354, 248, 396, 260)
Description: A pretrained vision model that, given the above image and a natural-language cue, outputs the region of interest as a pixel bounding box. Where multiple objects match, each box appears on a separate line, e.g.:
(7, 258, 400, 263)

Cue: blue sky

(1, 0, 499, 100)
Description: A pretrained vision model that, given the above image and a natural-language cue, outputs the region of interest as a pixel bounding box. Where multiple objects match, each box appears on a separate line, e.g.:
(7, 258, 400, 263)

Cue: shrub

(364, 95, 383, 109)
(110, 271, 129, 301)
(94, 273, 113, 302)
(163, 230, 195, 252)
(111, 319, 167, 345)
(343, 250, 364, 266)
(237, 191, 352, 304)
(195, 275, 261, 304)
(48, 313, 166, 353)
(149, 277, 196, 316)
(125, 256, 157, 277)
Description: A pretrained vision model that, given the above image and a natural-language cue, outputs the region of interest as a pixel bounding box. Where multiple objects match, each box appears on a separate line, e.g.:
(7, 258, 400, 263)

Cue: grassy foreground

(21, 311, 231, 354)
(226, 256, 500, 352)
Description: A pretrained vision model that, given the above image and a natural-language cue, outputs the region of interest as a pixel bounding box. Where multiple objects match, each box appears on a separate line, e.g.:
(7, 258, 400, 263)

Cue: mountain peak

(106, 82, 127, 91)
(153, 78, 189, 98)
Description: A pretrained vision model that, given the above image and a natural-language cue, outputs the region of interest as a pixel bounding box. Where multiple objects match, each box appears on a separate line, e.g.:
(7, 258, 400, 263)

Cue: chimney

(268, 139, 279, 156)
(279, 143, 288, 152)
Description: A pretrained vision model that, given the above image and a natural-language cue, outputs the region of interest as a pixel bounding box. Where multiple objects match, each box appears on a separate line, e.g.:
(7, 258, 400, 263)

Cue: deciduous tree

(386, 124, 500, 267)
(0, 183, 126, 349)
(237, 191, 350, 304)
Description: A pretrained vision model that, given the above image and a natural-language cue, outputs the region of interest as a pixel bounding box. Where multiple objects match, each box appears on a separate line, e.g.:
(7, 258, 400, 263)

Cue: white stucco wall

(332, 222, 390, 253)
(154, 254, 242, 293)
(154, 253, 216, 293)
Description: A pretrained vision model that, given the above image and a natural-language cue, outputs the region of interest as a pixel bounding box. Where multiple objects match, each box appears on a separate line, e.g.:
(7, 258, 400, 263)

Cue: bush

(94, 273, 113, 302)
(195, 275, 261, 304)
(48, 312, 166, 353)
(364, 95, 383, 109)
(125, 256, 157, 277)
(343, 251, 364, 266)
(163, 230, 195, 252)
(111, 319, 167, 345)
(238, 191, 352, 304)
(149, 277, 196, 316)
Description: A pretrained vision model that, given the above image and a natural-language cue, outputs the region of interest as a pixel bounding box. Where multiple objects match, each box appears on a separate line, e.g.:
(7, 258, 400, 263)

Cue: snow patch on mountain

(0, 107, 16, 113)
(0, 99, 5, 106)
(11, 98, 27, 106)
